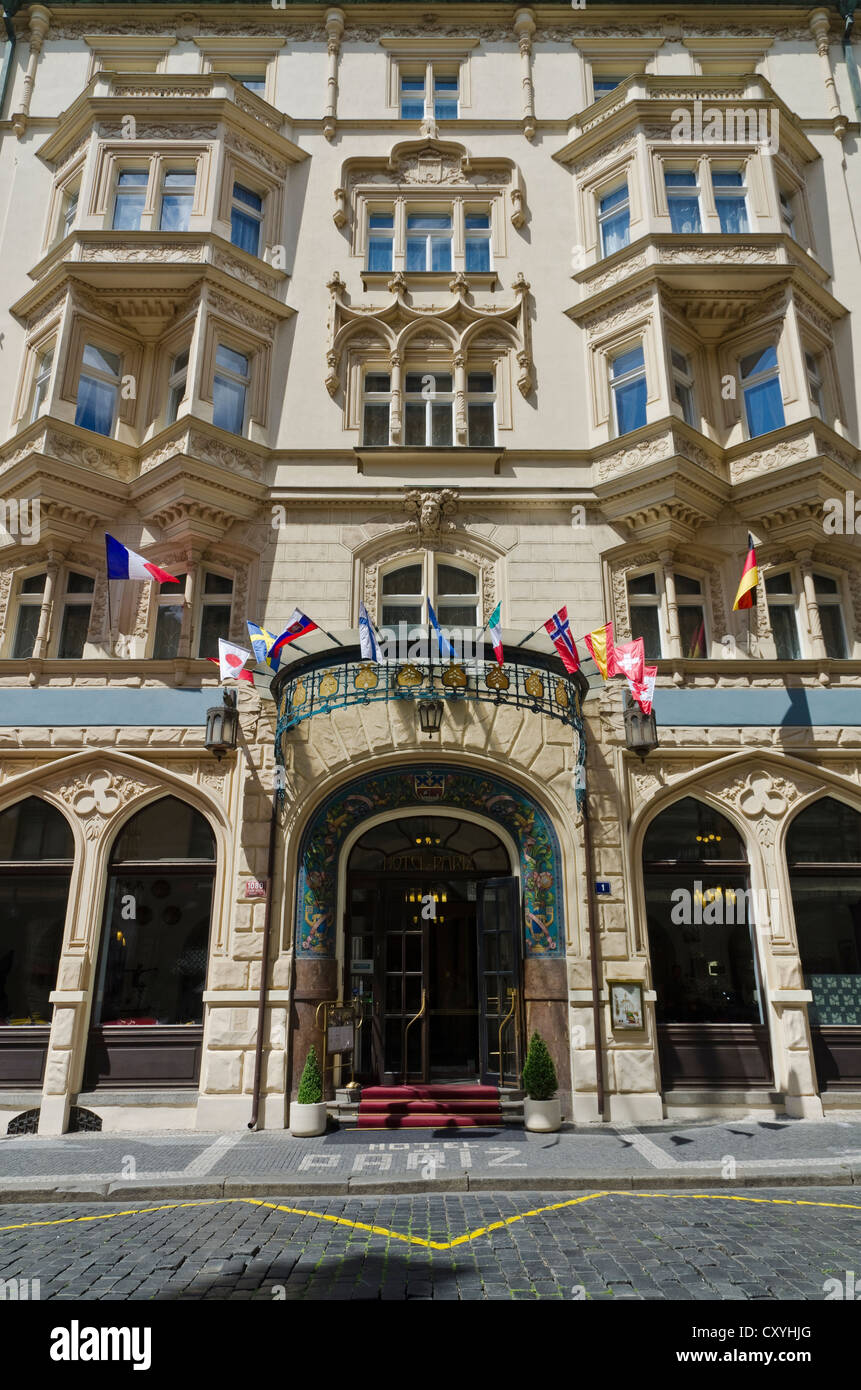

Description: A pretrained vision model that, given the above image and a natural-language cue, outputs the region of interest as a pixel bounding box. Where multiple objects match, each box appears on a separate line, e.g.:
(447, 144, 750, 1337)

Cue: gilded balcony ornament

(525, 670, 544, 699)
(319, 671, 339, 699)
(486, 664, 510, 691)
(395, 663, 425, 688)
(354, 664, 379, 691)
(292, 680, 307, 708)
(442, 663, 468, 688)
(555, 680, 569, 709)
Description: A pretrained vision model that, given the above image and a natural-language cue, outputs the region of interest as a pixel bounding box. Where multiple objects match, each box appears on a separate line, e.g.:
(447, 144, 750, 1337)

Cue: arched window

(0, 798, 73, 1030)
(643, 796, 771, 1089)
(787, 797, 861, 1090)
(92, 798, 215, 1030)
(380, 556, 479, 629)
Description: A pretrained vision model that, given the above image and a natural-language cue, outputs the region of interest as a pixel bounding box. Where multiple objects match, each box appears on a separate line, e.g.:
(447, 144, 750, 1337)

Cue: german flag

(733, 534, 758, 611)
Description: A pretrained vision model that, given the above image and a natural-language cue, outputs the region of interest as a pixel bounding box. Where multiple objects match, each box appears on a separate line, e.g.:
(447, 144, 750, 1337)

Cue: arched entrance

(643, 796, 772, 1091)
(346, 814, 518, 1084)
(787, 796, 861, 1092)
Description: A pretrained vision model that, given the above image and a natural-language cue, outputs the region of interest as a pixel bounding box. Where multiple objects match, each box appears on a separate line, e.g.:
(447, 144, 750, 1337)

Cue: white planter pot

(290, 1100, 328, 1137)
(523, 1097, 561, 1133)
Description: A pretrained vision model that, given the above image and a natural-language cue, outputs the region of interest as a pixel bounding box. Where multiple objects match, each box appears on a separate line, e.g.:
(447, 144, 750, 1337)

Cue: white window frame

(626, 569, 663, 660)
(664, 167, 702, 234)
(812, 571, 849, 659)
(75, 342, 122, 437)
(406, 211, 454, 273)
(464, 211, 492, 273)
(378, 554, 480, 647)
(670, 348, 697, 427)
(610, 343, 647, 436)
(9, 570, 47, 659)
(229, 180, 265, 257)
(404, 371, 455, 446)
(598, 180, 631, 259)
(805, 349, 824, 419)
(55, 571, 95, 660)
(739, 342, 785, 439)
(197, 570, 234, 658)
(674, 571, 709, 658)
(30, 346, 54, 423)
(366, 210, 395, 272)
(212, 344, 251, 436)
(765, 569, 801, 660)
(362, 370, 392, 445)
(712, 166, 750, 234)
(166, 348, 190, 426)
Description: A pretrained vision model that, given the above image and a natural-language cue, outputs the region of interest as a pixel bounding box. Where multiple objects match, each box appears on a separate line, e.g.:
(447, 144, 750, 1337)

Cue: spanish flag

(732, 534, 758, 611)
(583, 622, 616, 680)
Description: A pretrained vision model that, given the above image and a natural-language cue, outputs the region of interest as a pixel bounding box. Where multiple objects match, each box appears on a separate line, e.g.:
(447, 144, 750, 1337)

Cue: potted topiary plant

(289, 1044, 328, 1136)
(522, 1031, 561, 1132)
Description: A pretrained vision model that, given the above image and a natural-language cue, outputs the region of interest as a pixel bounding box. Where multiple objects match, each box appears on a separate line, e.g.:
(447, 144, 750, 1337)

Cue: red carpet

(357, 1084, 502, 1129)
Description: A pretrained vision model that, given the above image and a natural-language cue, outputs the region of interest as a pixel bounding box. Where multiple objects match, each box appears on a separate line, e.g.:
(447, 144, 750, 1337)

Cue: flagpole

(106, 578, 114, 654)
(320, 627, 343, 647)
(515, 625, 542, 648)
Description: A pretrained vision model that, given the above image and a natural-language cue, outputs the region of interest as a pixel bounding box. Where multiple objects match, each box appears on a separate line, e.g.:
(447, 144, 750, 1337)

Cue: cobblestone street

(1, 1188, 860, 1302)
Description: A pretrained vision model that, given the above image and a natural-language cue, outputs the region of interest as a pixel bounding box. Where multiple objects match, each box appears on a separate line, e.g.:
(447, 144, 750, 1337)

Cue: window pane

(113, 798, 215, 863)
(465, 214, 490, 229)
(213, 376, 246, 433)
(382, 603, 422, 626)
(82, 344, 120, 377)
(674, 574, 702, 596)
(468, 401, 494, 445)
(645, 872, 761, 1023)
(465, 239, 490, 272)
(0, 874, 69, 1024)
(404, 402, 427, 445)
(159, 196, 193, 232)
(383, 565, 422, 595)
(153, 603, 183, 659)
(769, 604, 800, 659)
(198, 603, 231, 659)
(368, 239, 393, 271)
(407, 215, 451, 230)
(233, 183, 262, 212)
(430, 237, 452, 271)
(628, 572, 657, 595)
(665, 171, 697, 187)
(765, 572, 793, 595)
(112, 192, 146, 231)
(741, 346, 778, 379)
(712, 171, 744, 187)
(643, 797, 747, 861)
(679, 604, 706, 658)
(231, 208, 260, 256)
(787, 796, 861, 864)
(813, 574, 839, 595)
(438, 604, 476, 626)
(744, 377, 785, 435)
(468, 373, 494, 393)
(215, 344, 249, 377)
(406, 238, 426, 271)
(363, 402, 390, 445)
(21, 574, 46, 596)
(438, 565, 477, 595)
(365, 373, 390, 393)
(612, 346, 644, 377)
(430, 401, 453, 445)
(614, 376, 647, 433)
(58, 604, 91, 659)
(601, 209, 629, 256)
(369, 214, 394, 229)
(820, 605, 848, 659)
(630, 605, 662, 660)
(12, 604, 40, 659)
(75, 376, 117, 435)
(668, 198, 701, 233)
(716, 198, 748, 233)
(0, 797, 73, 861)
(204, 572, 233, 595)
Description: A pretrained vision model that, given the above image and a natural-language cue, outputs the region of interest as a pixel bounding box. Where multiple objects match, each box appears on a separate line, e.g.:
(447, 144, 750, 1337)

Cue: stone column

(32, 556, 59, 658)
(389, 350, 403, 442)
(660, 551, 682, 657)
(513, 9, 536, 141)
(12, 4, 51, 139)
(453, 351, 467, 443)
(809, 8, 848, 139)
(323, 8, 345, 141)
(798, 551, 827, 659)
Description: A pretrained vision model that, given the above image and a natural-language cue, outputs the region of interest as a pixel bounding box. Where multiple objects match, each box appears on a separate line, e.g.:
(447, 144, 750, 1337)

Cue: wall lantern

(418, 699, 444, 737)
(623, 689, 658, 759)
(205, 688, 239, 759)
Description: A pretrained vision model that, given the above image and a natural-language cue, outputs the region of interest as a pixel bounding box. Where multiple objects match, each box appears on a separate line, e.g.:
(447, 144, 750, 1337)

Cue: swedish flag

(246, 621, 283, 672)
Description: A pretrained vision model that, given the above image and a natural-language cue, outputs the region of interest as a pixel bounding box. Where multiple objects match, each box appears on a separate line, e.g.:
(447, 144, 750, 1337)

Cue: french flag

(106, 535, 178, 585)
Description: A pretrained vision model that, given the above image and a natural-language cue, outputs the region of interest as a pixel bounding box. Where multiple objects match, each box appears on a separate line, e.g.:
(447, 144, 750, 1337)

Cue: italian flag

(487, 602, 503, 664)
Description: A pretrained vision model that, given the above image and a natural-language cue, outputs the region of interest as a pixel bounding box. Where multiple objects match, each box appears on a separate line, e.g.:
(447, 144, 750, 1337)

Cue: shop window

(57, 573, 94, 659)
(75, 343, 122, 437)
(665, 170, 701, 234)
(712, 168, 749, 234)
(610, 344, 647, 434)
(92, 798, 215, 1028)
(643, 797, 762, 1024)
(740, 344, 784, 437)
(197, 573, 233, 658)
(787, 797, 861, 1027)
(10, 573, 46, 659)
(598, 182, 630, 257)
(230, 182, 264, 257)
(765, 571, 800, 659)
(0, 798, 73, 1027)
(153, 574, 186, 659)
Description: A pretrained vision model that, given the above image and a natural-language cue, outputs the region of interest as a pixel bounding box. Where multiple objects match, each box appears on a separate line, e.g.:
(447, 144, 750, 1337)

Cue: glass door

(476, 878, 522, 1085)
(379, 882, 426, 1081)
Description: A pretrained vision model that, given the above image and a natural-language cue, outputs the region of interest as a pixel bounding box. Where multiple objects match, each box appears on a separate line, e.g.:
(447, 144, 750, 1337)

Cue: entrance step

(355, 1083, 508, 1130)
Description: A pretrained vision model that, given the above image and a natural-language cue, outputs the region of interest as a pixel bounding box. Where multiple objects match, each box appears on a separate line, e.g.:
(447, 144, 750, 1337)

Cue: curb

(0, 1166, 857, 1205)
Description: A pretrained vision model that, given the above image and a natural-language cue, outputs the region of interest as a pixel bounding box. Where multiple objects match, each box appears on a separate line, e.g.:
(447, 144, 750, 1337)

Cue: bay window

(740, 345, 785, 437)
(713, 168, 749, 233)
(75, 343, 121, 436)
(598, 182, 630, 257)
(30, 347, 54, 422)
(406, 214, 453, 272)
(166, 349, 189, 425)
(670, 349, 696, 427)
(213, 344, 250, 434)
(112, 168, 148, 231)
(610, 344, 647, 435)
(805, 350, 824, 418)
(230, 182, 263, 257)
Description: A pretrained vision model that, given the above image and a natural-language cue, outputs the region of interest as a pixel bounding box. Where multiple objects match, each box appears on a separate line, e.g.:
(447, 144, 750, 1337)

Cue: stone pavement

(0, 1187, 859, 1301)
(3, 1117, 861, 1203)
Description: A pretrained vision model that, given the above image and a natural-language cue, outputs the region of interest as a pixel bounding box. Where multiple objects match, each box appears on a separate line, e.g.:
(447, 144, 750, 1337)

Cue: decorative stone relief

(207, 290, 278, 338)
(597, 430, 673, 482)
(187, 431, 262, 482)
(52, 770, 152, 841)
(403, 488, 458, 535)
(583, 290, 653, 337)
(729, 435, 813, 484)
(224, 132, 289, 181)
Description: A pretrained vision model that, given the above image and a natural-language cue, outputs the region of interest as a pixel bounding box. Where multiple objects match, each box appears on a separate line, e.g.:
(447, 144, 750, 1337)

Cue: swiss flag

(613, 637, 645, 685)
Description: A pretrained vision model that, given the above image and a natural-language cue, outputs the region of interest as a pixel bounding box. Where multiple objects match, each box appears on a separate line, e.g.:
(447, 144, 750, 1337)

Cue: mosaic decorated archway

(295, 765, 565, 958)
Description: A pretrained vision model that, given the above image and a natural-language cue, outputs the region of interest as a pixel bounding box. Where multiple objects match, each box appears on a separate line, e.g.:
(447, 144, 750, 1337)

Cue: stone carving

(597, 431, 673, 482)
(187, 432, 263, 482)
(44, 430, 136, 483)
(81, 242, 206, 266)
(0, 566, 13, 646)
(207, 290, 278, 337)
(659, 245, 781, 266)
(101, 123, 218, 142)
(403, 488, 458, 535)
(583, 290, 653, 337)
(585, 252, 648, 295)
(54, 770, 151, 840)
(729, 435, 813, 484)
(571, 132, 637, 180)
(224, 132, 289, 180)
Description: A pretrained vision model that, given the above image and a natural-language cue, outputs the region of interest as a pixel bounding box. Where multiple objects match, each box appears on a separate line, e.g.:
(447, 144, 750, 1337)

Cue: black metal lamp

(205, 688, 239, 759)
(623, 688, 658, 759)
(418, 699, 444, 737)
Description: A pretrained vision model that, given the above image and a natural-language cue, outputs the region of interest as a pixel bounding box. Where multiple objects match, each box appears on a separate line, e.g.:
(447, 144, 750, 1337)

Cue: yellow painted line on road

(1, 1189, 860, 1249)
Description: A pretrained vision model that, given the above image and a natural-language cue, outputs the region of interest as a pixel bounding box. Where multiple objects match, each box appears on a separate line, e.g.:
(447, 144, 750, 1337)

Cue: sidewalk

(3, 1117, 861, 1203)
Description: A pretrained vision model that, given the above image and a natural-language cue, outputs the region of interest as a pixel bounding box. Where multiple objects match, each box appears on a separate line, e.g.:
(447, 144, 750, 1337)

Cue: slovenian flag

(358, 601, 382, 662)
(247, 620, 283, 672)
(427, 599, 456, 659)
(106, 534, 178, 585)
(269, 608, 319, 659)
(733, 534, 758, 611)
(487, 602, 503, 665)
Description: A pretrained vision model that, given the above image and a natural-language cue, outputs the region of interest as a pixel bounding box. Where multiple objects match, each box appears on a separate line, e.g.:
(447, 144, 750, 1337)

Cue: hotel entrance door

(345, 817, 522, 1085)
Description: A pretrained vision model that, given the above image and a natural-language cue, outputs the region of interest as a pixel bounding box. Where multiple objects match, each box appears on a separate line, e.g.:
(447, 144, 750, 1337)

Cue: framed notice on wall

(609, 981, 645, 1031)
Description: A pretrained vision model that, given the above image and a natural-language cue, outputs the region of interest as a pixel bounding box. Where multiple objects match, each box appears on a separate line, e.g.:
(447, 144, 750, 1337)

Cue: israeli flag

(358, 601, 382, 662)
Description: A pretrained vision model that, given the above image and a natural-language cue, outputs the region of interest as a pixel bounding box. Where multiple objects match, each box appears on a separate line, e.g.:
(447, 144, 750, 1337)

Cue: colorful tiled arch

(296, 765, 565, 958)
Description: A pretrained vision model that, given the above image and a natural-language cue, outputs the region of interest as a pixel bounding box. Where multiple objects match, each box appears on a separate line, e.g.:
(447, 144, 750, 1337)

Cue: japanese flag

(217, 638, 253, 683)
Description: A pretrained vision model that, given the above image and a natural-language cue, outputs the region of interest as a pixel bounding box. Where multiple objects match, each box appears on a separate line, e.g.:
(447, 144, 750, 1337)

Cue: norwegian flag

(544, 606, 580, 674)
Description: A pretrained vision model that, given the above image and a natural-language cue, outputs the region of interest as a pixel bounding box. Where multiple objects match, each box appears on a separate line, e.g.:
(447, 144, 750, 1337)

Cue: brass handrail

(498, 987, 517, 1086)
(402, 988, 427, 1079)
